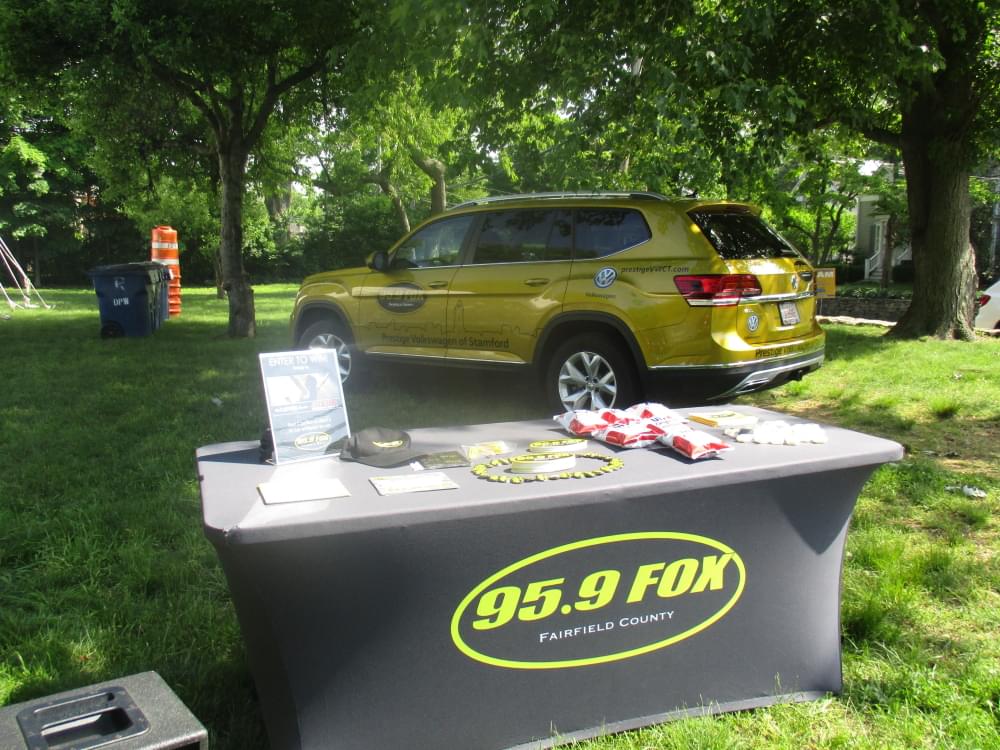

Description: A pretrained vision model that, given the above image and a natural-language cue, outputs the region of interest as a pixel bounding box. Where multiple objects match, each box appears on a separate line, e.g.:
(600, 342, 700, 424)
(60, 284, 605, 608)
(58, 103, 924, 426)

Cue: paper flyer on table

(259, 349, 351, 464)
(369, 472, 459, 496)
(258, 477, 350, 505)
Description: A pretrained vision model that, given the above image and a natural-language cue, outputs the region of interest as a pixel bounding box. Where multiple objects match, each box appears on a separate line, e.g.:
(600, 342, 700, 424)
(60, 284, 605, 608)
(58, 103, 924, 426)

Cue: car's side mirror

(369, 250, 389, 272)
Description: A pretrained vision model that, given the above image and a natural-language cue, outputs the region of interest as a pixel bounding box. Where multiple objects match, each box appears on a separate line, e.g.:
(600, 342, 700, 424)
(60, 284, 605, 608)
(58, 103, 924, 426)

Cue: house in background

(854, 194, 911, 280)
(853, 163, 1000, 283)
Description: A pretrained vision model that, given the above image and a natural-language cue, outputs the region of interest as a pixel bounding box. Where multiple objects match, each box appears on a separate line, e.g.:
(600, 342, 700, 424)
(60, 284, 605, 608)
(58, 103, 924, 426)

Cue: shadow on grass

(346, 361, 552, 430)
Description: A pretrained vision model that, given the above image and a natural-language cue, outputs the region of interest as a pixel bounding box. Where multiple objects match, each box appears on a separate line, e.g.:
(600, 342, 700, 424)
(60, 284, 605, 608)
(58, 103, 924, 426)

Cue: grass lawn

(1, 286, 998, 749)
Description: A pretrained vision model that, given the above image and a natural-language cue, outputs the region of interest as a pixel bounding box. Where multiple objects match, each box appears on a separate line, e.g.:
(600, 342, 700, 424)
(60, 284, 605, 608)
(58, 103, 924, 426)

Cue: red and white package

(625, 403, 683, 423)
(647, 415, 686, 433)
(554, 410, 614, 436)
(596, 409, 633, 425)
(557, 404, 722, 454)
(598, 420, 666, 448)
(659, 426, 733, 460)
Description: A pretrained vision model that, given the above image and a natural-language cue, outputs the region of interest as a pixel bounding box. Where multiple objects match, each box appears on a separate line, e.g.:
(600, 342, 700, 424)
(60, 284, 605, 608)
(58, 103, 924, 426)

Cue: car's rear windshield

(689, 210, 800, 260)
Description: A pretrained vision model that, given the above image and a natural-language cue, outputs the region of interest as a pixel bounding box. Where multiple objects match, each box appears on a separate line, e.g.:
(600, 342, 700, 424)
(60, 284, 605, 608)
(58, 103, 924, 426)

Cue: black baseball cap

(338, 427, 423, 468)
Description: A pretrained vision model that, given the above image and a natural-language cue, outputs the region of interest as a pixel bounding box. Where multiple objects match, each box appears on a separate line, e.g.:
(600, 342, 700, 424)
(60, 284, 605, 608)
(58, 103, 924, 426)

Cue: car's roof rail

(451, 191, 671, 210)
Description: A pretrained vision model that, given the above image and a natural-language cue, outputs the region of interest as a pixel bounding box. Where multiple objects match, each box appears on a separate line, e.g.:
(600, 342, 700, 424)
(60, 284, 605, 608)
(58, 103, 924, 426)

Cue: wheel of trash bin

(100, 321, 125, 339)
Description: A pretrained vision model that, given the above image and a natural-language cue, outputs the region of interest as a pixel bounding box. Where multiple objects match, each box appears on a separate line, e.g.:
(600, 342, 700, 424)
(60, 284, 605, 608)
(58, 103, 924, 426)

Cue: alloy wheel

(557, 350, 618, 410)
(308, 332, 352, 382)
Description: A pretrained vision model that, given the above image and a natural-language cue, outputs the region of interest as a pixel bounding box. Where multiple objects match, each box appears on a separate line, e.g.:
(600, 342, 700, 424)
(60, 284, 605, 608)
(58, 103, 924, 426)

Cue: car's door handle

(427, 281, 449, 289)
(524, 278, 549, 287)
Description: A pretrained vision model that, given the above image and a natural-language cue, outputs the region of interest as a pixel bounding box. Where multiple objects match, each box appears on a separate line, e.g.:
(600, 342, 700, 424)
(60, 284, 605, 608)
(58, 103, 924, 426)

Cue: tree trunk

(880, 214, 894, 291)
(409, 147, 447, 215)
(218, 139, 256, 337)
(821, 202, 847, 266)
(265, 186, 292, 222)
(373, 170, 410, 233)
(388, 186, 410, 233)
(212, 248, 224, 299)
(891, 114, 976, 340)
(618, 56, 644, 175)
(265, 183, 293, 247)
(810, 209, 822, 262)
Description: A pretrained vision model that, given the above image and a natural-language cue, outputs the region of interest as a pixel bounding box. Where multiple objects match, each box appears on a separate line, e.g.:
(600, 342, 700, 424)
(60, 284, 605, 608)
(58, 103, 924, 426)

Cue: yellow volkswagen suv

(291, 192, 825, 409)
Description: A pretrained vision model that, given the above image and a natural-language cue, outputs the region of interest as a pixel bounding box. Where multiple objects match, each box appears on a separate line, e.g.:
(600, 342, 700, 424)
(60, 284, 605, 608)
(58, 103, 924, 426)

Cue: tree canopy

(0, 0, 996, 338)
(727, 0, 1000, 337)
(421, 0, 999, 337)
(1, 0, 360, 336)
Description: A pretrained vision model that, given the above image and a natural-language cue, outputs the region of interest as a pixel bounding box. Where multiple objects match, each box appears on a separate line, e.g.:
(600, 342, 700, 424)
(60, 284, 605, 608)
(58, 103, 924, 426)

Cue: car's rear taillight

(977, 293, 990, 308)
(675, 274, 763, 306)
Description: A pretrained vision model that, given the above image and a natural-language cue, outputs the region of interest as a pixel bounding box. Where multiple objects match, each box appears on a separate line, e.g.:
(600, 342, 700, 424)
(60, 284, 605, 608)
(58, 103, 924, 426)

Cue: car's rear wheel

(297, 319, 357, 385)
(546, 333, 640, 412)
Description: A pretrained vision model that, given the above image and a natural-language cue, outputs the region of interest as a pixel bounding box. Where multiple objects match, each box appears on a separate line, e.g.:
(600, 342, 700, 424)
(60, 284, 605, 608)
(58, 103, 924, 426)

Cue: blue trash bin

(150, 262, 171, 328)
(88, 263, 158, 338)
(134, 261, 170, 330)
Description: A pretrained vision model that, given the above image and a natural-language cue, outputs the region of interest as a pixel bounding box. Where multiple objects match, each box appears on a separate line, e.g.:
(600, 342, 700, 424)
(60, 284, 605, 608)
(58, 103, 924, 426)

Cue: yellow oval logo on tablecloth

(451, 532, 745, 669)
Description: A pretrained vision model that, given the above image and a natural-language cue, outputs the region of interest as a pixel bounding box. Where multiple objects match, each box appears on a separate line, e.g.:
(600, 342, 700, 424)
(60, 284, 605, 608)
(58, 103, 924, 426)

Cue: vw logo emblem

(746, 314, 760, 333)
(594, 267, 617, 289)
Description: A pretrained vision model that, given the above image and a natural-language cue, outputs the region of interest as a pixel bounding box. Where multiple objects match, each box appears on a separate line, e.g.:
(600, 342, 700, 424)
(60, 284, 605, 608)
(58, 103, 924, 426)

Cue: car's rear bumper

(642, 348, 825, 402)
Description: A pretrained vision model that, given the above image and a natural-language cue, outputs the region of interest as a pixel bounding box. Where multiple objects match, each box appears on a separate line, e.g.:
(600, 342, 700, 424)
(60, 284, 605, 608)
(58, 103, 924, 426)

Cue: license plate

(779, 301, 800, 326)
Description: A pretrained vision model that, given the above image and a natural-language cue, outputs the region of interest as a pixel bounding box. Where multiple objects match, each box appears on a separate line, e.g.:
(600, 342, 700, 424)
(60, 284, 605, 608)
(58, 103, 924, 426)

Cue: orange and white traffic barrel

(151, 226, 181, 317)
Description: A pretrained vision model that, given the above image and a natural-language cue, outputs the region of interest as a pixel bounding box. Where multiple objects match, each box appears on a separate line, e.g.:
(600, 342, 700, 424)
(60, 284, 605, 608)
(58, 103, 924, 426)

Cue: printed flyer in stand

(259, 349, 350, 464)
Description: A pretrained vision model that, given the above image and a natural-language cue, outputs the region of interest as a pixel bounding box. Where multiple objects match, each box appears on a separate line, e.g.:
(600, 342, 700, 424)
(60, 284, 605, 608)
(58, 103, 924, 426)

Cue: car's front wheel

(297, 319, 357, 385)
(546, 333, 640, 412)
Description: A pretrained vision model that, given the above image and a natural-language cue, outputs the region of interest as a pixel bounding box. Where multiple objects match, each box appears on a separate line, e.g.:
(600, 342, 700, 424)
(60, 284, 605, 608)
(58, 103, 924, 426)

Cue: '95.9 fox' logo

(451, 532, 746, 669)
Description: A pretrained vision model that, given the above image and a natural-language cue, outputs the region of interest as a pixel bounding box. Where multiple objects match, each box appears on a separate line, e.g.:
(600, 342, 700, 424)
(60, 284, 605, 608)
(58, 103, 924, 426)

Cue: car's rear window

(689, 210, 800, 260)
(574, 209, 651, 259)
